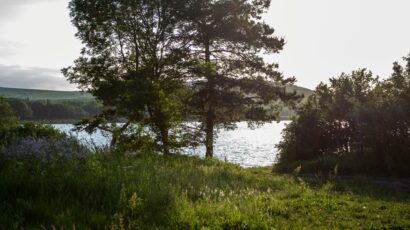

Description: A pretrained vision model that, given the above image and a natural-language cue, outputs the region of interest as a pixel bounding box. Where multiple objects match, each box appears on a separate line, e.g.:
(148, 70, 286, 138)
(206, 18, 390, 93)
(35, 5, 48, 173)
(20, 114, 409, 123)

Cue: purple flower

(3, 137, 89, 163)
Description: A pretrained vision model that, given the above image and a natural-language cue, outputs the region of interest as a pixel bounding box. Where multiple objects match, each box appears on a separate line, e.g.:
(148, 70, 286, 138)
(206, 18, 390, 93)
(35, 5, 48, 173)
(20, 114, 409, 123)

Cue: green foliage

(178, 0, 301, 157)
(4, 98, 103, 122)
(0, 97, 18, 129)
(111, 123, 158, 154)
(1, 152, 409, 229)
(63, 0, 303, 156)
(64, 0, 193, 154)
(277, 54, 410, 177)
(0, 122, 67, 149)
(0, 123, 74, 178)
(6, 98, 32, 120)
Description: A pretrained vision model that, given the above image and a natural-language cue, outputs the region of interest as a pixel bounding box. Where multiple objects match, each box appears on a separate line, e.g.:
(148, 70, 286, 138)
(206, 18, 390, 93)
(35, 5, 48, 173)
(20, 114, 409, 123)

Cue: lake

(52, 121, 288, 168)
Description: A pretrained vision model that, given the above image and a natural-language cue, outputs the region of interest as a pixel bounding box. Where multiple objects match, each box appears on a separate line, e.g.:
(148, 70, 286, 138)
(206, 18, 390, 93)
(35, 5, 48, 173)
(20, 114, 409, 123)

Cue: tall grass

(1, 150, 409, 229)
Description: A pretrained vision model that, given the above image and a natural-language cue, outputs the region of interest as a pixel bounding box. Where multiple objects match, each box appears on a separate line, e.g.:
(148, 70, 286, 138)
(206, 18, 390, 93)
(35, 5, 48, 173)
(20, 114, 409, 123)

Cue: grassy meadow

(1, 151, 409, 229)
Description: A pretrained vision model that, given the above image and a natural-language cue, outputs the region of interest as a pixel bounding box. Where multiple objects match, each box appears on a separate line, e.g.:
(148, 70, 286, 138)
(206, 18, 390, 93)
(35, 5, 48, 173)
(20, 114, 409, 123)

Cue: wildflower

(3, 137, 88, 163)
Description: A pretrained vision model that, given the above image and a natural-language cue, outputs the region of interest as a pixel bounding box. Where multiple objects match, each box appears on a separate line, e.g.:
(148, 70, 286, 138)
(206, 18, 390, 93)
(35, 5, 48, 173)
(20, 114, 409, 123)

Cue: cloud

(0, 64, 76, 91)
(0, 0, 60, 8)
(0, 0, 65, 21)
(0, 40, 20, 58)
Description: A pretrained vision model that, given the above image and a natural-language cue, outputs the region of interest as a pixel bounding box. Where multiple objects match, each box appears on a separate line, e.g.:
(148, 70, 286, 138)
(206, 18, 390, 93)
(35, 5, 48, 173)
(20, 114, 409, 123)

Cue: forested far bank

(0, 85, 312, 123)
(4, 98, 103, 122)
(0, 87, 93, 101)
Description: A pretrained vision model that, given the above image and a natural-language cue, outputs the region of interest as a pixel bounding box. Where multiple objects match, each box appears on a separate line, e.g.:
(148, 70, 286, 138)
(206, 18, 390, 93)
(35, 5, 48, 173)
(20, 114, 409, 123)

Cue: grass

(0, 152, 409, 229)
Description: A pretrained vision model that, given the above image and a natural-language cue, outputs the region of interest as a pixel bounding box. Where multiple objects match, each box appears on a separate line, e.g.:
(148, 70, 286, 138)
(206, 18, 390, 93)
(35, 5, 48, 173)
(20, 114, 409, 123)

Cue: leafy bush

(0, 122, 66, 149)
(3, 137, 87, 163)
(276, 54, 410, 177)
(0, 97, 18, 129)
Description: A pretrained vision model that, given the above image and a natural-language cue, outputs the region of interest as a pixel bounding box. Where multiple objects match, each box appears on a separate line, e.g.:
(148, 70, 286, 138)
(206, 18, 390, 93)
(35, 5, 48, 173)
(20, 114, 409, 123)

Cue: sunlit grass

(1, 152, 409, 229)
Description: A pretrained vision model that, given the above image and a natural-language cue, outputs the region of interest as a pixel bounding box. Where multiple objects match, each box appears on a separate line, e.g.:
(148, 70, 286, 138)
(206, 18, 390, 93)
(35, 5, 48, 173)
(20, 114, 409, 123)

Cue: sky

(0, 0, 409, 91)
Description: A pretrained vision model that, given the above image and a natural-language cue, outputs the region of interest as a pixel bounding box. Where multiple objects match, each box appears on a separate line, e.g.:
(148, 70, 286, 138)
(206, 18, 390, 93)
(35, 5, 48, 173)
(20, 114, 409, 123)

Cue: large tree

(176, 0, 299, 157)
(63, 0, 190, 154)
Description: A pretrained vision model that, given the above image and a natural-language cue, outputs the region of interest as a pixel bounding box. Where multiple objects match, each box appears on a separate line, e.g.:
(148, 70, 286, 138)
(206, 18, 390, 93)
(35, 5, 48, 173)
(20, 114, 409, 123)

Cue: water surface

(53, 121, 288, 168)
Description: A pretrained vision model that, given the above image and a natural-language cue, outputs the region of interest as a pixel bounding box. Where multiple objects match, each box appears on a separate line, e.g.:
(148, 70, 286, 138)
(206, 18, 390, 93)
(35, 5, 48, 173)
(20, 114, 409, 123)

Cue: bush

(0, 122, 66, 147)
(276, 55, 410, 177)
(0, 97, 18, 129)
(0, 122, 79, 169)
(3, 137, 87, 163)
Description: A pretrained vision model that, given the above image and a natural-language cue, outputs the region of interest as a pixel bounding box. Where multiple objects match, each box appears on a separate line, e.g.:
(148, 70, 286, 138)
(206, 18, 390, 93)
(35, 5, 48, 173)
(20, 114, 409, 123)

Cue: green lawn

(1, 153, 409, 229)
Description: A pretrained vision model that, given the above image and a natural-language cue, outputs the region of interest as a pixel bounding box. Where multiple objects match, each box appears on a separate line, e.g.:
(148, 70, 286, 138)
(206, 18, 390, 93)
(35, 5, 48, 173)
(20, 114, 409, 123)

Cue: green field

(1, 152, 409, 229)
(0, 87, 93, 101)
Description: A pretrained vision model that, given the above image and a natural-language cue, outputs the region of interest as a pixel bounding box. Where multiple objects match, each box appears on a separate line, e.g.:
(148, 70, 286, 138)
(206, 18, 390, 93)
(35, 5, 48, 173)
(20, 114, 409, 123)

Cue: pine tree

(177, 0, 299, 157)
(63, 0, 190, 154)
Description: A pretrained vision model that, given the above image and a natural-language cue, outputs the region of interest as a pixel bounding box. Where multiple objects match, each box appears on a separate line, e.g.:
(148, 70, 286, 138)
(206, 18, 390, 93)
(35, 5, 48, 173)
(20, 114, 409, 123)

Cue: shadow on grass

(298, 174, 410, 202)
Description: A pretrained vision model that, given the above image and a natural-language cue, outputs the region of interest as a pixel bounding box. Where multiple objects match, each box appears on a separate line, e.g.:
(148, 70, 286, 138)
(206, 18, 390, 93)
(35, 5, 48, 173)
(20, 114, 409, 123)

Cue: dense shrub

(3, 137, 87, 162)
(276, 54, 410, 177)
(0, 97, 18, 129)
(0, 122, 88, 174)
(0, 122, 66, 147)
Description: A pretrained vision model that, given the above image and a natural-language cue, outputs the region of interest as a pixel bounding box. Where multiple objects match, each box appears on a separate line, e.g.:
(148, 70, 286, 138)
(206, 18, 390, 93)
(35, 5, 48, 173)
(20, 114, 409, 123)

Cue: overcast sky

(0, 0, 409, 91)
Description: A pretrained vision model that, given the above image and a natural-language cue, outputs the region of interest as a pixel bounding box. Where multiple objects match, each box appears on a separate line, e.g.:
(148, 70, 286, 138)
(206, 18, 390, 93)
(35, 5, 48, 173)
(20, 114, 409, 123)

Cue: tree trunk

(205, 110, 214, 158)
(160, 127, 170, 155)
(204, 38, 215, 158)
(148, 105, 171, 155)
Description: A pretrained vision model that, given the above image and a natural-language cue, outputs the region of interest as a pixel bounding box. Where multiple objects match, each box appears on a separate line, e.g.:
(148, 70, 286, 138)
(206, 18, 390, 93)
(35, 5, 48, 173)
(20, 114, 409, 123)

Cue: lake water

(52, 121, 288, 168)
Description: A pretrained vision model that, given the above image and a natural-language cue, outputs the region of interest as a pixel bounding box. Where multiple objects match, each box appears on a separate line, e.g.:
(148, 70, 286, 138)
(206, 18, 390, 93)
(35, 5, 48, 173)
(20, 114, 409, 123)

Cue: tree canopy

(63, 0, 192, 154)
(277, 54, 410, 177)
(63, 0, 299, 156)
(176, 0, 300, 157)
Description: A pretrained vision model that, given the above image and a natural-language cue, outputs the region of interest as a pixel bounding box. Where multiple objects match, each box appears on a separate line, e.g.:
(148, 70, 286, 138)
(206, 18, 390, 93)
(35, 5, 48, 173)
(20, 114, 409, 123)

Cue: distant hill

(279, 85, 314, 120)
(0, 86, 312, 121)
(0, 85, 313, 101)
(0, 87, 93, 101)
(285, 85, 314, 98)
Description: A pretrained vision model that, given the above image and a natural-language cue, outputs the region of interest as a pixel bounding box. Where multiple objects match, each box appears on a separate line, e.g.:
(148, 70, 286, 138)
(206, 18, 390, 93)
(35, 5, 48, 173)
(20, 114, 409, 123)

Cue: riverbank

(1, 152, 409, 229)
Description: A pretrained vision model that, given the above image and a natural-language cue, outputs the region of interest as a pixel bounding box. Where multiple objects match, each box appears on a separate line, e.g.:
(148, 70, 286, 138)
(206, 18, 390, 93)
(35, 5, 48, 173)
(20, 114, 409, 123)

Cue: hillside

(0, 86, 312, 121)
(0, 85, 312, 101)
(286, 85, 314, 97)
(277, 85, 313, 119)
(0, 87, 93, 101)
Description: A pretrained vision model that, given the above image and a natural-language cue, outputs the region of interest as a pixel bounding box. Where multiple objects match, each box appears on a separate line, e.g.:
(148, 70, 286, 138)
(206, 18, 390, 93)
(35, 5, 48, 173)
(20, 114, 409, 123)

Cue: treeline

(5, 98, 102, 122)
(276, 54, 410, 177)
